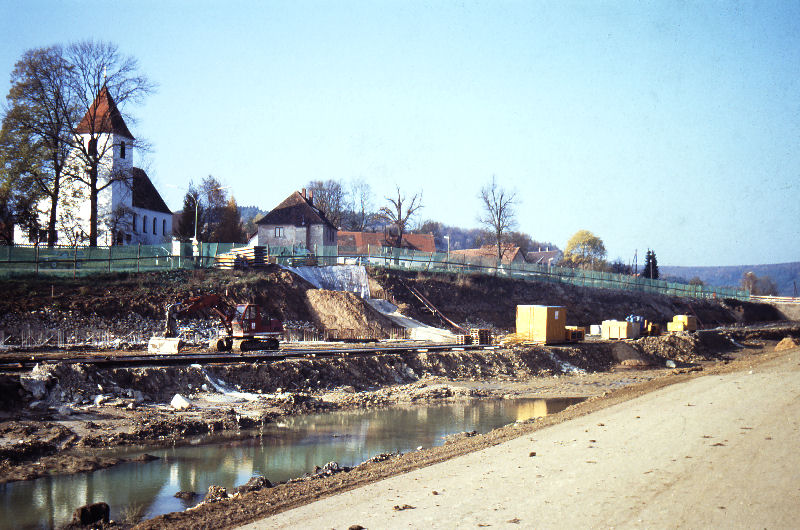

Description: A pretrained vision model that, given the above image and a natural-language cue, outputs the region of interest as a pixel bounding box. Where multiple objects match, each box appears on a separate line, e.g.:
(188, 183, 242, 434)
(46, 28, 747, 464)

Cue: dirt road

(242, 348, 800, 529)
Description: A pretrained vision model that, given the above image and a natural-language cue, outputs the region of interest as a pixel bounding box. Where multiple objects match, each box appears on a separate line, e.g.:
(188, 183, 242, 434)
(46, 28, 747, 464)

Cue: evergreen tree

(212, 197, 246, 243)
(175, 187, 204, 241)
(642, 249, 660, 279)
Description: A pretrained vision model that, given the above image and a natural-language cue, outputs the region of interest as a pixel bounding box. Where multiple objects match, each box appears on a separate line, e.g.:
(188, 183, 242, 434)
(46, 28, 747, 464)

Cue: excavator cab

(232, 304, 262, 336)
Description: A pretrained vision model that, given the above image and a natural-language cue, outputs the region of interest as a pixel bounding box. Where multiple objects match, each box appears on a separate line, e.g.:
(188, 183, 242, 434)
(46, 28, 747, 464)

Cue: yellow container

(601, 320, 634, 340)
(667, 322, 691, 332)
(671, 315, 697, 331)
(516, 305, 566, 344)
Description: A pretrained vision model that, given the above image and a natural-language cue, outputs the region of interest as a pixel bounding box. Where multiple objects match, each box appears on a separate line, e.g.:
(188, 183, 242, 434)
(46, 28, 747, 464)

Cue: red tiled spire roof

(75, 86, 134, 139)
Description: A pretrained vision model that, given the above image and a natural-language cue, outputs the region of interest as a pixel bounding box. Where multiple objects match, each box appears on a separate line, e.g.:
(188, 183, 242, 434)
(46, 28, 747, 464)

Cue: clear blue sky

(2, 0, 798, 266)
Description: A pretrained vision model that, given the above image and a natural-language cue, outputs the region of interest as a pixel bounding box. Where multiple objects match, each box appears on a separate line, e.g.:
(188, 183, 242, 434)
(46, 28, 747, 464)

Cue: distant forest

(661, 262, 800, 296)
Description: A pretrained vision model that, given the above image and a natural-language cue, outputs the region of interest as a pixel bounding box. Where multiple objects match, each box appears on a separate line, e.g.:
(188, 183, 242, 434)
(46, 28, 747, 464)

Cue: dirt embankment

(368, 269, 783, 330)
(0, 267, 784, 347)
(305, 289, 397, 337)
(0, 267, 316, 322)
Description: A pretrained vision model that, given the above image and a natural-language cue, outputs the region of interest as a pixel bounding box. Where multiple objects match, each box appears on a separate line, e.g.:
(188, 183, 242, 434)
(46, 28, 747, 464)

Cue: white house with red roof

(13, 86, 172, 246)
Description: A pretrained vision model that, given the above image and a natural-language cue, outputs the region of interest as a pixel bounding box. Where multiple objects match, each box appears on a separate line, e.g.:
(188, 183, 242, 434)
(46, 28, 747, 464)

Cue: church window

(133, 213, 137, 232)
(153, 217, 157, 234)
(120, 142, 126, 159)
(162, 219, 166, 235)
(143, 215, 148, 233)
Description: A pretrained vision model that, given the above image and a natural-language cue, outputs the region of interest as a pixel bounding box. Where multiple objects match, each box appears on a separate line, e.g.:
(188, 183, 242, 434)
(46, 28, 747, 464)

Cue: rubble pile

(632, 332, 734, 363)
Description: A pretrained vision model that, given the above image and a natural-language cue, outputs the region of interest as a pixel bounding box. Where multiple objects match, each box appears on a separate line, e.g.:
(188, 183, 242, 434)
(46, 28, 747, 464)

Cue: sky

(1, 0, 798, 266)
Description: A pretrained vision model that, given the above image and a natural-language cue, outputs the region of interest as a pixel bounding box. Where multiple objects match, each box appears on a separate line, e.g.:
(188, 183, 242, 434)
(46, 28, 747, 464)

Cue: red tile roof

(75, 86, 134, 139)
(338, 231, 436, 253)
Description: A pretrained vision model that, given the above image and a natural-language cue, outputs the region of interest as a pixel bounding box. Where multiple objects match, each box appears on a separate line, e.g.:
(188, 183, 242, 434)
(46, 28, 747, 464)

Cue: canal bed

(1, 397, 583, 529)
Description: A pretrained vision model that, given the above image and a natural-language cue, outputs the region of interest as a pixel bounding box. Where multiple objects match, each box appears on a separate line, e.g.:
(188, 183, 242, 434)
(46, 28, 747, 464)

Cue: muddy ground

(0, 324, 797, 487)
(0, 266, 795, 527)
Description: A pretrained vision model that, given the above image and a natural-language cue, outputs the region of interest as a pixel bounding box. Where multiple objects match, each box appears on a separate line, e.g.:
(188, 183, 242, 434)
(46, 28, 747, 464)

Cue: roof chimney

(308, 189, 313, 204)
(301, 188, 307, 198)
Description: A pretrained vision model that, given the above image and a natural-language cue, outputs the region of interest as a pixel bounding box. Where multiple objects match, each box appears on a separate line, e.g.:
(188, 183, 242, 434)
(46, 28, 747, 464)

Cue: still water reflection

(0, 397, 582, 529)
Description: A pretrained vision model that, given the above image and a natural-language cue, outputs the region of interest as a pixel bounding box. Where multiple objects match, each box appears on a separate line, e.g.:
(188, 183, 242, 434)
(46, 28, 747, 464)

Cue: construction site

(0, 262, 798, 528)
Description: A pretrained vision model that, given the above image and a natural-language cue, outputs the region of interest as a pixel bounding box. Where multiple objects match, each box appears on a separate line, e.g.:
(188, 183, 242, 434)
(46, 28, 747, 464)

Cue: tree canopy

(563, 229, 606, 270)
(0, 40, 153, 246)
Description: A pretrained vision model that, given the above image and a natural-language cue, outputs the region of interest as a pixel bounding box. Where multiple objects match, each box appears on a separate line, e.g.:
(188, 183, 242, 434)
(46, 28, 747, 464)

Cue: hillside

(661, 262, 800, 296)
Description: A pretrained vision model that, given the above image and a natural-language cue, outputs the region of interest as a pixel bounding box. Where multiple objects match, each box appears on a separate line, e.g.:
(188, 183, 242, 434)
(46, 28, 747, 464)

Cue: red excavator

(148, 294, 283, 353)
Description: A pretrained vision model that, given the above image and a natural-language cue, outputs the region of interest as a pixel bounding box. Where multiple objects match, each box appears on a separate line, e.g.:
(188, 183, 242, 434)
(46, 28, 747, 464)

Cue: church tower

(73, 86, 136, 245)
(14, 86, 172, 246)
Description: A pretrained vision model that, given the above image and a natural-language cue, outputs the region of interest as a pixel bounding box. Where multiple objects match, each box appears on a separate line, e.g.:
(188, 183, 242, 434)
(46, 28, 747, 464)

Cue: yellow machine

(667, 315, 697, 332)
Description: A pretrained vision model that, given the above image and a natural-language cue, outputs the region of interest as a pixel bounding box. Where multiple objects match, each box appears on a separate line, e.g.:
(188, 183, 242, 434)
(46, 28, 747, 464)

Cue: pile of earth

(633, 331, 739, 364)
(368, 269, 784, 331)
(305, 289, 397, 339)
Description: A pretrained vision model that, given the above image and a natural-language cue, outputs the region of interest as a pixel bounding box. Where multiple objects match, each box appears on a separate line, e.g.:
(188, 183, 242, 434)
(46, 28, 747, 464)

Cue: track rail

(0, 343, 495, 373)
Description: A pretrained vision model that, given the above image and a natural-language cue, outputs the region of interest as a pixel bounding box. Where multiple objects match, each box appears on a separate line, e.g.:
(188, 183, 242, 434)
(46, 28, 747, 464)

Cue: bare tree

(306, 179, 346, 227)
(478, 176, 518, 262)
(64, 40, 154, 246)
(342, 178, 374, 231)
(378, 186, 423, 247)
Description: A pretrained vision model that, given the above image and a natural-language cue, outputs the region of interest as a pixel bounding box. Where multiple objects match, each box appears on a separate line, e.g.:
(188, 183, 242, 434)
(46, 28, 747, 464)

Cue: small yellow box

(516, 305, 566, 344)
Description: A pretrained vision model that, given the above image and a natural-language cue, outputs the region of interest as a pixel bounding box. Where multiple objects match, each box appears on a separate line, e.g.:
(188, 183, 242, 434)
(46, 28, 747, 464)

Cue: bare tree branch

(478, 176, 518, 262)
(378, 185, 423, 247)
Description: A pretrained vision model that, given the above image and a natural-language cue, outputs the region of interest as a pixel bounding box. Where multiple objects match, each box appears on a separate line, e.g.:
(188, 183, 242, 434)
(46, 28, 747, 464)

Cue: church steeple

(75, 86, 135, 139)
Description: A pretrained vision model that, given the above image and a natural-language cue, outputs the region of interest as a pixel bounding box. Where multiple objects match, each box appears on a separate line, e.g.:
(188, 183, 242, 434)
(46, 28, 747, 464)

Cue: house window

(153, 217, 157, 234)
(143, 215, 148, 233)
(274, 227, 284, 238)
(162, 219, 166, 235)
(132, 213, 137, 232)
(120, 142, 126, 159)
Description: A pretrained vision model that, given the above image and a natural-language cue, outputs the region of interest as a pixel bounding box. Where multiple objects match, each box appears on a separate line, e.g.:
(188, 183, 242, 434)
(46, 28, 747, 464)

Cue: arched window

(143, 215, 148, 233)
(153, 217, 157, 234)
(162, 219, 166, 236)
(120, 142, 126, 159)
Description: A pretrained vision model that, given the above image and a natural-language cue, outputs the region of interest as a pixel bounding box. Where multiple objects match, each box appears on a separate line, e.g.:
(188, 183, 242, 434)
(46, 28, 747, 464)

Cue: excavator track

(232, 338, 279, 352)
